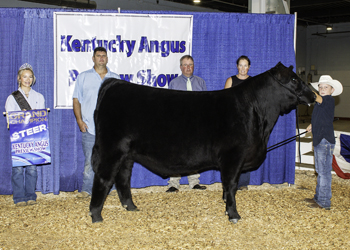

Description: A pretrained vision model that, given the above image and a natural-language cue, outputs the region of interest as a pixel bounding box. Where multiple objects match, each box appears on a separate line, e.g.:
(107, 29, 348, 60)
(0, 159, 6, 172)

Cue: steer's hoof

(91, 216, 103, 223)
(90, 211, 103, 223)
(92, 219, 103, 223)
(229, 218, 239, 224)
(124, 205, 139, 212)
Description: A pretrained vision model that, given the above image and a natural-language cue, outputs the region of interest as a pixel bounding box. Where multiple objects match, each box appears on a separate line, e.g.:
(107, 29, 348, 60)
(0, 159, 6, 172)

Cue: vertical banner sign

(8, 109, 51, 167)
(54, 13, 193, 109)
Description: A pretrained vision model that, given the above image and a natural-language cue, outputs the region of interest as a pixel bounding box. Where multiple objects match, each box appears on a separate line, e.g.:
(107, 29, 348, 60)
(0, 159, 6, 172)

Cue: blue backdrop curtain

(0, 9, 25, 195)
(0, 8, 296, 195)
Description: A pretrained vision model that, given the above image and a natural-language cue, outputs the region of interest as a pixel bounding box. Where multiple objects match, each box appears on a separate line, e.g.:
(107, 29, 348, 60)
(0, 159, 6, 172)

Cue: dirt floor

(0, 170, 349, 249)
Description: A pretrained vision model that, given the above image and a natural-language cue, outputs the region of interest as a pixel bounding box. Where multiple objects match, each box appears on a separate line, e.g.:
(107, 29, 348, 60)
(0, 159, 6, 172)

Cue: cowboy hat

(310, 75, 343, 96)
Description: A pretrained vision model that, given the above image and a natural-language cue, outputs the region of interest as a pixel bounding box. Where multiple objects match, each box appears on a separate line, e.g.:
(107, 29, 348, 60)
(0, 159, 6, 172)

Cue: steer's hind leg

(222, 185, 227, 203)
(89, 154, 119, 223)
(115, 159, 138, 211)
(90, 172, 113, 223)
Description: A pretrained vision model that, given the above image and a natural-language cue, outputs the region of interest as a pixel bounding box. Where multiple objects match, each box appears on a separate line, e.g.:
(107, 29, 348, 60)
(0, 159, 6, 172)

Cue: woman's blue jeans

(11, 165, 37, 204)
(313, 138, 335, 209)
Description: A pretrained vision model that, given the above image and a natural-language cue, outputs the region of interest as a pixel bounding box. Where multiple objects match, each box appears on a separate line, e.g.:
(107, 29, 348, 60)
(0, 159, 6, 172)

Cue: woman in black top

(224, 55, 251, 190)
(224, 55, 251, 88)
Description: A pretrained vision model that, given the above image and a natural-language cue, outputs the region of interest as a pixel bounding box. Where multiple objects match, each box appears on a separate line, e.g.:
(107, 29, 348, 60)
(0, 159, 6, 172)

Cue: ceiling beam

(295, 7, 350, 18)
(19, 0, 97, 9)
(291, 0, 346, 8)
(211, 0, 248, 9)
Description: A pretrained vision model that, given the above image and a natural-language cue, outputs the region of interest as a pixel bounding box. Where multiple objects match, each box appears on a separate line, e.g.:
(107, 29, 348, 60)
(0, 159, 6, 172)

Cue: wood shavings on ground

(0, 170, 349, 249)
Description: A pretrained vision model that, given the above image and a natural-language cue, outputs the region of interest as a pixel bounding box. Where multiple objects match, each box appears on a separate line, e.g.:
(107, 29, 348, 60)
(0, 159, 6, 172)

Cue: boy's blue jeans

(11, 165, 37, 204)
(313, 138, 335, 209)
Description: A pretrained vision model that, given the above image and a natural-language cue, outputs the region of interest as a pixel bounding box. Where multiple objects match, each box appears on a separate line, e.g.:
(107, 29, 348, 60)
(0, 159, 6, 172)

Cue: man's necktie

(186, 78, 192, 91)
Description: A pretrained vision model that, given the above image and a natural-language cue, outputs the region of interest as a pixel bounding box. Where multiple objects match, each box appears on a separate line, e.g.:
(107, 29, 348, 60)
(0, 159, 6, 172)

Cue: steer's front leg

(220, 157, 242, 223)
(225, 184, 241, 224)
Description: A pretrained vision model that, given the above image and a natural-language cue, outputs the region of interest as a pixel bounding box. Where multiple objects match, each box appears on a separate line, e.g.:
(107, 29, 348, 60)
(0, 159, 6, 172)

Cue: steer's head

(269, 62, 316, 106)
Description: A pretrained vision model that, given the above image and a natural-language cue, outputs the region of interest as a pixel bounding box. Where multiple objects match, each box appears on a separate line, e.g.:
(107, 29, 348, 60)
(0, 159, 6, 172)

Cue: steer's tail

(91, 144, 100, 173)
(93, 78, 118, 173)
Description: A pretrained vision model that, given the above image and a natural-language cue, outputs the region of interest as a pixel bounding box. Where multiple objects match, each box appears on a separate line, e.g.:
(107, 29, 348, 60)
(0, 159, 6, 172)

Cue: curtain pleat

(0, 8, 26, 195)
(0, 9, 296, 195)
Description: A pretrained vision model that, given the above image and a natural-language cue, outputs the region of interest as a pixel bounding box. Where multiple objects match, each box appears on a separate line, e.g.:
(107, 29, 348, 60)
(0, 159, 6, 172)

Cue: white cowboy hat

(310, 75, 343, 96)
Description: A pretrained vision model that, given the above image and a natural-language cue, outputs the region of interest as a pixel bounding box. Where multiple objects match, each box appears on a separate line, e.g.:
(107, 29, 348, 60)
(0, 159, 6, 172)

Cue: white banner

(54, 12, 193, 109)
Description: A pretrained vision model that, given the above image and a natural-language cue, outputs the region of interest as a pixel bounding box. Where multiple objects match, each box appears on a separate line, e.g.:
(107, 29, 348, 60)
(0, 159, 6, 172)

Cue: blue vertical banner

(7, 109, 51, 167)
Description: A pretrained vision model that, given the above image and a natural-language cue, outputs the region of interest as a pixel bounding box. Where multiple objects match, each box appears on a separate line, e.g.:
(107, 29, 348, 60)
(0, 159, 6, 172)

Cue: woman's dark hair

(236, 55, 251, 66)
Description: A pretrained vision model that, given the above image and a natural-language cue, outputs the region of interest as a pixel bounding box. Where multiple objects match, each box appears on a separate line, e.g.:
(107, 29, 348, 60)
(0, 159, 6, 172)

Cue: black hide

(89, 62, 316, 223)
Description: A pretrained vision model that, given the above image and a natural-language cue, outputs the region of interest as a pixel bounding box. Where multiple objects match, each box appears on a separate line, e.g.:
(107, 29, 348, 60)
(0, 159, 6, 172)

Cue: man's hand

(77, 120, 88, 132)
(73, 98, 88, 132)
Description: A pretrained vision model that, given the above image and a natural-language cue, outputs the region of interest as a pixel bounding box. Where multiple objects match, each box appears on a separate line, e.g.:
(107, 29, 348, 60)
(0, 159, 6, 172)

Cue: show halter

(267, 70, 316, 103)
(266, 69, 315, 152)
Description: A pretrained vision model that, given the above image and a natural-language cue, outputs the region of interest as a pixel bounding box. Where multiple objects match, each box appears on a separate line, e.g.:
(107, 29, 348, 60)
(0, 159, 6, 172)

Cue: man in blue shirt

(168, 56, 207, 91)
(166, 55, 207, 192)
(73, 47, 120, 198)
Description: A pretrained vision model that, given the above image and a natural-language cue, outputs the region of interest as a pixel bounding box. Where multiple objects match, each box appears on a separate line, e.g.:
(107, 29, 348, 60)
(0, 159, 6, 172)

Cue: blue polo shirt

(311, 95, 335, 146)
(72, 66, 120, 135)
(168, 74, 207, 91)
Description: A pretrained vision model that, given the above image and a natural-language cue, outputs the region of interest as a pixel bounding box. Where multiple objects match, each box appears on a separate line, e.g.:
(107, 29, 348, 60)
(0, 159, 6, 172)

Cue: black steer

(89, 62, 316, 223)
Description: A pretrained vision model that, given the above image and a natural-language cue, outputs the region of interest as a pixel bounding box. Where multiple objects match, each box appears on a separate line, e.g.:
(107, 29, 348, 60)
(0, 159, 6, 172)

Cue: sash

(11, 90, 32, 111)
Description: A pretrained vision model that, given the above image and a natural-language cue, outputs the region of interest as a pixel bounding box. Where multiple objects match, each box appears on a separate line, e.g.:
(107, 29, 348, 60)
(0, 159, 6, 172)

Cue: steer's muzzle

(298, 89, 317, 106)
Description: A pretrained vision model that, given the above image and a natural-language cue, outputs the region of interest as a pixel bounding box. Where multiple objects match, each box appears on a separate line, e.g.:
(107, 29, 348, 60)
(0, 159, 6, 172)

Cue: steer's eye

(291, 78, 297, 83)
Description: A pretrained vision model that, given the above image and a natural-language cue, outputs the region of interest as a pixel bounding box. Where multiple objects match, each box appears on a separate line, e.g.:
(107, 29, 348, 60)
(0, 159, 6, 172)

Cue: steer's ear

(270, 63, 292, 84)
(271, 62, 285, 80)
(275, 62, 283, 68)
(289, 65, 294, 70)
